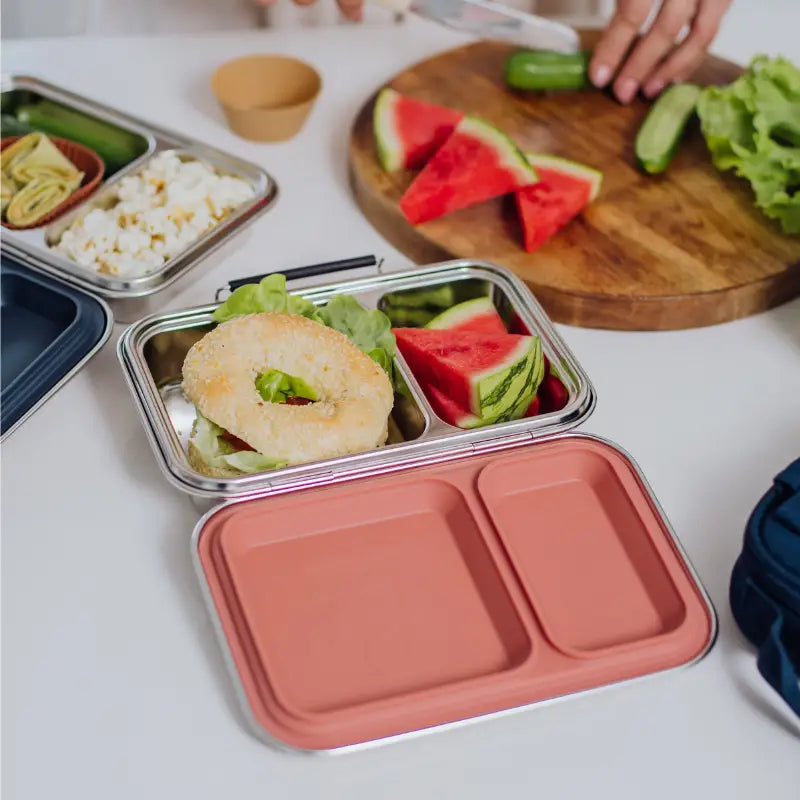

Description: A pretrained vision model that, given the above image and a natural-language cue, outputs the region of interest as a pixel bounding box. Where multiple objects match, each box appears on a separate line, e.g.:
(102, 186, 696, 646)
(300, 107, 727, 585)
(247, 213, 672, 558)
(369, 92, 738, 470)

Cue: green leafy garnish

(191, 413, 286, 474)
(318, 294, 397, 379)
(255, 369, 318, 403)
(697, 55, 800, 234)
(212, 273, 323, 324)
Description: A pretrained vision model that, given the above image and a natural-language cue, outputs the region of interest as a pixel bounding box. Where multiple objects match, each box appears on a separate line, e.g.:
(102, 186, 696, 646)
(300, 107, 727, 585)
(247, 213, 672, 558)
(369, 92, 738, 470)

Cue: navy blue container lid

(1, 255, 112, 439)
(730, 457, 800, 719)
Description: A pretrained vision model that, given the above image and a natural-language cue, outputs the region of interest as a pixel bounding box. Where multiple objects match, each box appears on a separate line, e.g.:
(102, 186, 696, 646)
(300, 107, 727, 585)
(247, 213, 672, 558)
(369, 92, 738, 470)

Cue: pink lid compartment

(195, 435, 715, 752)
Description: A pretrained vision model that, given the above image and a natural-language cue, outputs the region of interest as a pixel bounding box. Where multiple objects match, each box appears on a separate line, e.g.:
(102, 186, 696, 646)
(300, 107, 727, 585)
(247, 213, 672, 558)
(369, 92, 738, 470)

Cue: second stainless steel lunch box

(1, 76, 279, 323)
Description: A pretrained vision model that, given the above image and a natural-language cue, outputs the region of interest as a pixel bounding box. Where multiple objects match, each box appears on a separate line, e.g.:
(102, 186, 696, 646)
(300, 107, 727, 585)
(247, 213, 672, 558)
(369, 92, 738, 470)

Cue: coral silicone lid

(195, 435, 714, 752)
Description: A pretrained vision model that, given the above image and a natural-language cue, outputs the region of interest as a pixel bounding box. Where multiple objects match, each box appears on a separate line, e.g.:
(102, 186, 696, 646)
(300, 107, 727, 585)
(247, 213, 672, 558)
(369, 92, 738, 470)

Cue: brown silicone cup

(211, 55, 322, 143)
(196, 436, 714, 751)
(1, 136, 105, 230)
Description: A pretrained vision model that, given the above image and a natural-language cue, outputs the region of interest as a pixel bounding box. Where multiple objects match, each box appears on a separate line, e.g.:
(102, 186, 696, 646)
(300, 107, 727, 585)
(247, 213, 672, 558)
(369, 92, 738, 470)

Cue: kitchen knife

(370, 0, 580, 54)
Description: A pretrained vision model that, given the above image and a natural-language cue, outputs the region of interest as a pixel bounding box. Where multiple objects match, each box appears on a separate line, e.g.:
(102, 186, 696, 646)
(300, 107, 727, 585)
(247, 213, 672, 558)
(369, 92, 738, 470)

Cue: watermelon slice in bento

(399, 117, 538, 225)
(515, 153, 602, 252)
(424, 383, 484, 428)
(394, 327, 544, 421)
(373, 88, 463, 172)
(425, 296, 507, 335)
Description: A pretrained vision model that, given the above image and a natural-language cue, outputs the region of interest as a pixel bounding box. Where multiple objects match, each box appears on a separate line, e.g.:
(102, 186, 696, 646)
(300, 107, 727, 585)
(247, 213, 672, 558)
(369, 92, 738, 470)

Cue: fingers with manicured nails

(337, 0, 364, 20)
(612, 0, 697, 103)
(642, 0, 730, 95)
(589, 0, 654, 90)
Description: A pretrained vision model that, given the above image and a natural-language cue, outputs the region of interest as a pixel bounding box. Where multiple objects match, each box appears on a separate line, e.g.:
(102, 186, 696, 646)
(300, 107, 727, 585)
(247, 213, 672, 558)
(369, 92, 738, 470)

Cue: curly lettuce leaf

(212, 273, 323, 324)
(318, 294, 397, 377)
(697, 55, 800, 234)
(255, 369, 317, 403)
(191, 413, 286, 474)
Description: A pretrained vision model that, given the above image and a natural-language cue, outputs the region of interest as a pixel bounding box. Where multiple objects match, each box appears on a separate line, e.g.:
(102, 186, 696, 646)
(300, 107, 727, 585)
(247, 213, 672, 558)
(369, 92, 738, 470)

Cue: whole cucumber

(635, 84, 702, 174)
(506, 50, 590, 91)
(15, 101, 148, 173)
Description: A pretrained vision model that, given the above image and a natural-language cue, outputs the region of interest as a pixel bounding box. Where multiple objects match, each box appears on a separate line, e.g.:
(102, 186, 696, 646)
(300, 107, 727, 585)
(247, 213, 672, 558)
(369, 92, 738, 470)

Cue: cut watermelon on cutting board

(399, 116, 538, 225)
(516, 153, 602, 253)
(373, 88, 463, 172)
(425, 296, 507, 335)
(394, 327, 544, 421)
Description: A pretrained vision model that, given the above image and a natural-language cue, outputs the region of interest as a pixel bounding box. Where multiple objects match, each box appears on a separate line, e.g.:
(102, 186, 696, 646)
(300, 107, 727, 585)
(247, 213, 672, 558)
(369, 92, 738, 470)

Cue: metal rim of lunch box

(116, 259, 599, 502)
(1, 75, 279, 316)
(187, 430, 719, 757)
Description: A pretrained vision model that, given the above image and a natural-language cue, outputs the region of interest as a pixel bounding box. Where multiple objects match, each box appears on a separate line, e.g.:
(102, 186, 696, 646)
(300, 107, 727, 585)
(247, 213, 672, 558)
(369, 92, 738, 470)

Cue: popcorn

(53, 151, 256, 278)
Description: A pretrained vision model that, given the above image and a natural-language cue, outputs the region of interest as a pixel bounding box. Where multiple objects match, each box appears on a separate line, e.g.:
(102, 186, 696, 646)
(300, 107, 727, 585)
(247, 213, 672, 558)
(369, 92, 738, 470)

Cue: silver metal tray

(1, 76, 278, 322)
(117, 259, 596, 508)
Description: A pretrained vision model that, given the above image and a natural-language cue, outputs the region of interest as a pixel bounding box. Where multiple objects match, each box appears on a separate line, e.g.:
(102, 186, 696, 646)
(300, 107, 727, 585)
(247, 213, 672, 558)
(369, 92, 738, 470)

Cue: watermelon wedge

(424, 383, 484, 428)
(373, 88, 463, 172)
(515, 153, 602, 252)
(425, 296, 507, 335)
(399, 117, 538, 225)
(394, 327, 544, 421)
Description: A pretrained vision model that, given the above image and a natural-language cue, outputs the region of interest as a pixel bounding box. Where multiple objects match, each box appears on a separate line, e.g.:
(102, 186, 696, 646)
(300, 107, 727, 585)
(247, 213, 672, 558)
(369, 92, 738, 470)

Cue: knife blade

(370, 0, 580, 54)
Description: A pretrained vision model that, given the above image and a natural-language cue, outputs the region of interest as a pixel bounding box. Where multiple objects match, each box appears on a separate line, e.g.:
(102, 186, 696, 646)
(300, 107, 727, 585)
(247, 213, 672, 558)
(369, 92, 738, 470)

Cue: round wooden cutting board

(348, 33, 800, 330)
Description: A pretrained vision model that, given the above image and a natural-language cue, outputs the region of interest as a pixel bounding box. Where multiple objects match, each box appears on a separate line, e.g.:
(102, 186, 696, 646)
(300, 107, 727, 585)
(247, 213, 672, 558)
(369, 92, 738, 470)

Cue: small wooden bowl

(211, 54, 322, 143)
(1, 135, 105, 230)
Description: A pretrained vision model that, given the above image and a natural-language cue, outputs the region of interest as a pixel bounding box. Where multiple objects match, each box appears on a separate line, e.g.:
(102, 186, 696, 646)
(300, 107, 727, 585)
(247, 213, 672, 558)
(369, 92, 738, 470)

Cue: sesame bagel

(182, 312, 394, 469)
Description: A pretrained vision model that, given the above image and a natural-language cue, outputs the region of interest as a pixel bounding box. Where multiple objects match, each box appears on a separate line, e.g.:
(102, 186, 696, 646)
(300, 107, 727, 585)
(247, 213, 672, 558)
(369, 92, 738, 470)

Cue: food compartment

(1, 87, 151, 177)
(476, 438, 710, 659)
(203, 479, 531, 723)
(377, 273, 579, 429)
(45, 148, 267, 287)
(194, 434, 715, 751)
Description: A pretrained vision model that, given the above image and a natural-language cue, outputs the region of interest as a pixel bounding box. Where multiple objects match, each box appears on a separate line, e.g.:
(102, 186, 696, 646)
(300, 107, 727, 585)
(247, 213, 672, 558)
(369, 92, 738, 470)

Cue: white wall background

(1, 0, 614, 39)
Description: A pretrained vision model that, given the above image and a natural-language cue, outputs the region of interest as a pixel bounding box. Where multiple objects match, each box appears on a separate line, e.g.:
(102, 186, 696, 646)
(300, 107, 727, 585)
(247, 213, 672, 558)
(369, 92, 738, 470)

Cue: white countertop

(3, 8, 800, 799)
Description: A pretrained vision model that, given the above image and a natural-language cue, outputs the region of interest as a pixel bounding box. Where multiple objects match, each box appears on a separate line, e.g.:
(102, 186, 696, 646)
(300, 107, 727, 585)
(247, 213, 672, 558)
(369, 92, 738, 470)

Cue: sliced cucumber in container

(635, 84, 702, 174)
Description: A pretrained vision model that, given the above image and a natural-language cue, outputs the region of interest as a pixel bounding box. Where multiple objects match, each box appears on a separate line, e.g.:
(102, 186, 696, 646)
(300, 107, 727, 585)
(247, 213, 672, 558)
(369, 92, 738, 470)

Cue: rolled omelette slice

(1, 173, 17, 213)
(1, 132, 83, 184)
(4, 174, 82, 226)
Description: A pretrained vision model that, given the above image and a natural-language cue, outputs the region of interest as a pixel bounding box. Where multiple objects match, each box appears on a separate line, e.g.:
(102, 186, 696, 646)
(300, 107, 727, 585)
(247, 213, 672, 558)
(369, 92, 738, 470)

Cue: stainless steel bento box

(1, 76, 278, 322)
(117, 260, 596, 508)
(117, 259, 718, 755)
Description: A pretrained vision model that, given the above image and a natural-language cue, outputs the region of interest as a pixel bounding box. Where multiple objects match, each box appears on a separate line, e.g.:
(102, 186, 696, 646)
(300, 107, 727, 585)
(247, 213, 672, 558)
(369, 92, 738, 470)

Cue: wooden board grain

(348, 34, 800, 330)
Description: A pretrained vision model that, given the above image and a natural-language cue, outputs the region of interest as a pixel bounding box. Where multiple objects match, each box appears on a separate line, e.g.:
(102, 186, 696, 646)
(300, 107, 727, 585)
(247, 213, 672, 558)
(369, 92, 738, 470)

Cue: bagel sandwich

(181, 275, 397, 478)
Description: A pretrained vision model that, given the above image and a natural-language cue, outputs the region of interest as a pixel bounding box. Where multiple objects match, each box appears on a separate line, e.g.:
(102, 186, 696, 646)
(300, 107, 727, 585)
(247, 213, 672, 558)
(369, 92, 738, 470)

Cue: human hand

(589, 0, 731, 104)
(252, 0, 365, 22)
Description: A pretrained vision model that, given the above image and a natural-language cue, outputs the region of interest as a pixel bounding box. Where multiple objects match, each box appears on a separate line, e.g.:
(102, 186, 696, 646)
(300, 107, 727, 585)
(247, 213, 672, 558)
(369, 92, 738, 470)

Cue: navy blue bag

(730, 457, 800, 717)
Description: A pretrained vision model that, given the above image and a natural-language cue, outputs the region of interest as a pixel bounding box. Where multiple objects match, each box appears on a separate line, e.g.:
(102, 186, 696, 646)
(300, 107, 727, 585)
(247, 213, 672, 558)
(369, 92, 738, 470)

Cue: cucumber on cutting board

(15, 101, 149, 174)
(635, 84, 702, 174)
(505, 50, 590, 91)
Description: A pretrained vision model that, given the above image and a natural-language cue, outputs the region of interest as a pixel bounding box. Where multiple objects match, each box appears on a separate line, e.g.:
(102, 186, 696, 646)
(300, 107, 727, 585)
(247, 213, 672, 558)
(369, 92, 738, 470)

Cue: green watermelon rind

(524, 152, 603, 201)
(374, 88, 404, 173)
(461, 116, 539, 187)
(432, 337, 545, 429)
(425, 296, 497, 330)
(472, 336, 543, 419)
